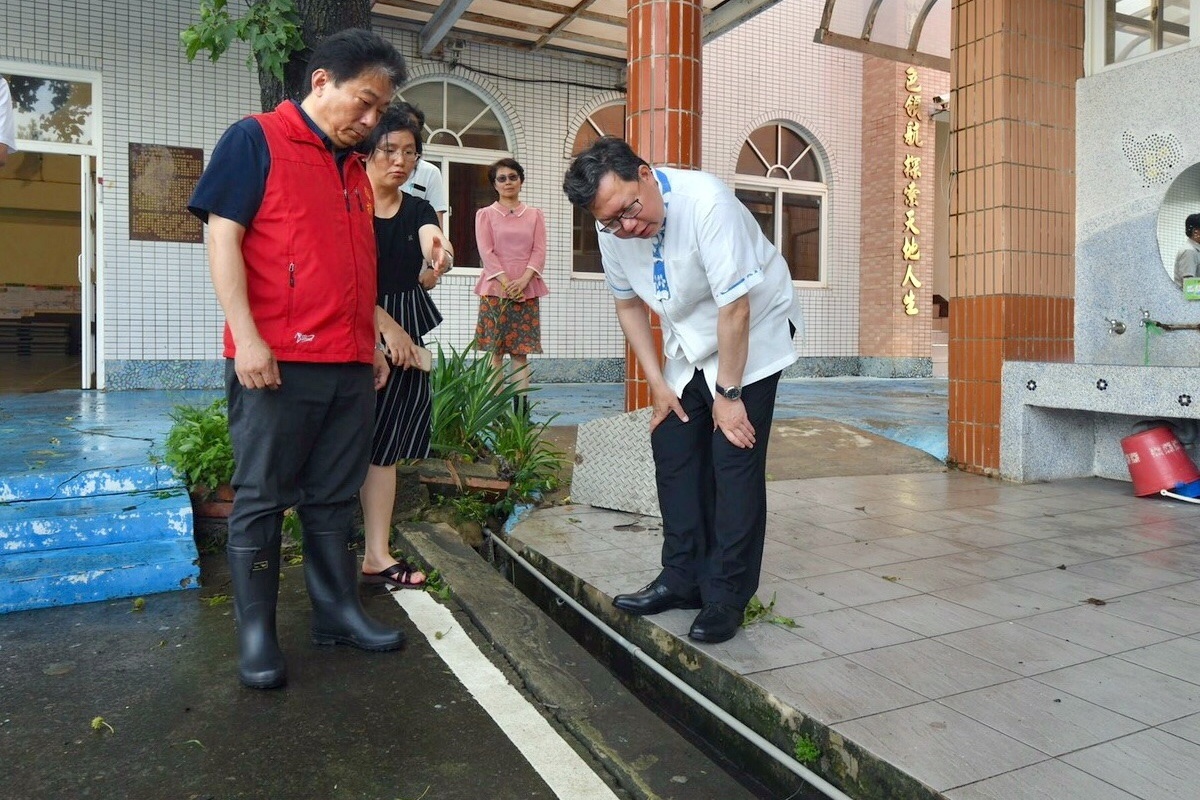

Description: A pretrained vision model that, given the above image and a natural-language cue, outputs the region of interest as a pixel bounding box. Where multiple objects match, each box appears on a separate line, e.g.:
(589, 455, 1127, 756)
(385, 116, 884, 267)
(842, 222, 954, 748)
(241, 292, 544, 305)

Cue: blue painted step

(0, 489, 192, 553)
(0, 538, 199, 614)
(0, 487, 200, 614)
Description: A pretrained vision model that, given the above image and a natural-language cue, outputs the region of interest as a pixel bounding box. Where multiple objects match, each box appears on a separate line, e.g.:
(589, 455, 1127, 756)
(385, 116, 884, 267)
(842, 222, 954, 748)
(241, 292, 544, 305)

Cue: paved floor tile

(692, 621, 834, 675)
(847, 639, 1020, 699)
(1062, 729, 1200, 800)
(997, 568, 1141, 604)
(1160, 711, 1200, 745)
(932, 580, 1075, 620)
(865, 557, 985, 593)
(1150, 578, 1200, 605)
(1131, 545, 1200, 578)
(753, 579, 845, 617)
(765, 521, 857, 551)
(789, 606, 921, 654)
(858, 594, 1001, 637)
(1063, 556, 1193, 592)
(1037, 657, 1200, 725)
(751, 657, 925, 724)
(927, 550, 1047, 580)
(870, 531, 967, 559)
(937, 622, 1103, 676)
(587, 567, 660, 599)
(798, 569, 921, 606)
(1014, 606, 1177, 655)
(944, 759, 1139, 800)
(834, 701, 1044, 792)
(808, 540, 916, 569)
(1095, 592, 1200, 635)
(996, 537, 1112, 568)
(1116, 636, 1200, 684)
(759, 539, 850, 580)
(552, 547, 660, 581)
(861, 508, 965, 533)
(940, 678, 1146, 756)
(931, 524, 1032, 549)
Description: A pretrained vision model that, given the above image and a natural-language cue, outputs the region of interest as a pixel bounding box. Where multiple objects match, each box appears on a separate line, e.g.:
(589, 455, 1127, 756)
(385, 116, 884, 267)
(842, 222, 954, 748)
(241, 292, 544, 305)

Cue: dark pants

(225, 360, 374, 550)
(651, 369, 780, 608)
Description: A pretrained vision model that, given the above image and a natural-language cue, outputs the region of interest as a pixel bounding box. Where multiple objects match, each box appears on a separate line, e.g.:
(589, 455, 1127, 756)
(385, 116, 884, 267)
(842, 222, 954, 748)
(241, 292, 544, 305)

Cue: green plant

(163, 398, 235, 495)
(793, 733, 821, 766)
(433, 492, 491, 526)
(742, 593, 797, 629)
(490, 402, 564, 516)
(180, 0, 304, 83)
(429, 341, 524, 461)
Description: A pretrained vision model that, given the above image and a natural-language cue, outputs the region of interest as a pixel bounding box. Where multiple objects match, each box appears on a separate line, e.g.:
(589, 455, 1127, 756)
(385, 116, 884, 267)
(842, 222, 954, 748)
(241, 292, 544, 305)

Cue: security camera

(932, 93, 950, 106)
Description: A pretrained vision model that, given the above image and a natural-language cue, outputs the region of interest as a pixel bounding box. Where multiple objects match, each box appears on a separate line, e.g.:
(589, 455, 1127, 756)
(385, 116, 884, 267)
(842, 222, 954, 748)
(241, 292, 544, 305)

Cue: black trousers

(651, 368, 781, 608)
(225, 361, 374, 550)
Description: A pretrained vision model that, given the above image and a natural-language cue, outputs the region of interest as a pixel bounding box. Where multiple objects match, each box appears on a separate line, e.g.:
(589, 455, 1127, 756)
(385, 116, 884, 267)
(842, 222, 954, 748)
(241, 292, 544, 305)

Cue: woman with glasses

(472, 158, 548, 413)
(355, 107, 453, 590)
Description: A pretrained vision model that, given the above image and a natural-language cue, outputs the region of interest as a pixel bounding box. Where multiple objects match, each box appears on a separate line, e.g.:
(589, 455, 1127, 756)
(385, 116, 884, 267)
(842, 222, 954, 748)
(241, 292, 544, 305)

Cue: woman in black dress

(358, 108, 453, 589)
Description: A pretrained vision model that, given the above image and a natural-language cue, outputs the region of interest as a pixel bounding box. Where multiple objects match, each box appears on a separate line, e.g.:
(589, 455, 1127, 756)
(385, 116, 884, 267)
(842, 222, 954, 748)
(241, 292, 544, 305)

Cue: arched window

(396, 79, 513, 271)
(734, 124, 826, 284)
(570, 102, 625, 275)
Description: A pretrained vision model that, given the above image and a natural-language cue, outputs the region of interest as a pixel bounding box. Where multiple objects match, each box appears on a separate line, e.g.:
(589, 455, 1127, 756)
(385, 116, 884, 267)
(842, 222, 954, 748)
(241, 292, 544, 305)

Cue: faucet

(1106, 317, 1126, 335)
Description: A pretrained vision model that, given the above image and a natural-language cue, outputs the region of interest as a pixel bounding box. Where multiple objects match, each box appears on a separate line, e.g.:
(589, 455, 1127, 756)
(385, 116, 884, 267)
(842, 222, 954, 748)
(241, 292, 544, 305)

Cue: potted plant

(163, 398, 236, 519)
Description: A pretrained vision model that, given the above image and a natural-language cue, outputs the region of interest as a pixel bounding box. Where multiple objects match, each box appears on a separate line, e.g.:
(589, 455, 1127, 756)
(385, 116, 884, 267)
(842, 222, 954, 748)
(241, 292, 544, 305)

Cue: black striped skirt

(370, 288, 442, 466)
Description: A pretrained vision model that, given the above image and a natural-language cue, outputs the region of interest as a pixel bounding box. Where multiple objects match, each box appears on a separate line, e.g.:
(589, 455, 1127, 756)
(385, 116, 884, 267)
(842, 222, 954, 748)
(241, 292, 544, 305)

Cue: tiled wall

(2, 0, 865, 388)
(859, 56, 949, 375)
(949, 0, 1083, 473)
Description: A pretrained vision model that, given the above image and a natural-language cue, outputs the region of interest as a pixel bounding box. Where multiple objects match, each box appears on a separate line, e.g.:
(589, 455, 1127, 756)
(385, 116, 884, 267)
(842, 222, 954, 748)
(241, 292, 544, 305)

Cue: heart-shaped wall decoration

(1122, 131, 1184, 187)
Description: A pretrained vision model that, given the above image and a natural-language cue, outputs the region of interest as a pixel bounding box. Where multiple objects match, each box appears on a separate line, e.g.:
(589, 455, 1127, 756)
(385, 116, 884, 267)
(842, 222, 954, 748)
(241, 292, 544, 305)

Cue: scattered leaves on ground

(742, 594, 797, 629)
(91, 716, 114, 734)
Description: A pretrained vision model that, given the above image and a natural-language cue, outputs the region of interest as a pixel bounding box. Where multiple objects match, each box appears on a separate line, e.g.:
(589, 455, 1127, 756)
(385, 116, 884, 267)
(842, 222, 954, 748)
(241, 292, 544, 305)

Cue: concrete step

(0, 488, 192, 553)
(0, 537, 199, 613)
(0, 463, 180, 503)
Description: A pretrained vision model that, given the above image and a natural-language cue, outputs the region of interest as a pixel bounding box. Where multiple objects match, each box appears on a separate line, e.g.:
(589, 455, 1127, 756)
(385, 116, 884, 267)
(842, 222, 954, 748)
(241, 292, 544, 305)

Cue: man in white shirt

(395, 101, 448, 228)
(563, 136, 802, 644)
(1175, 213, 1200, 289)
(0, 77, 18, 168)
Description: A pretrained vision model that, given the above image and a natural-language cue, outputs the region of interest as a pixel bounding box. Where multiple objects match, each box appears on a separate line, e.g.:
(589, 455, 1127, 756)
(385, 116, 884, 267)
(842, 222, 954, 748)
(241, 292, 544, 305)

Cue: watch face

(720, 385, 741, 400)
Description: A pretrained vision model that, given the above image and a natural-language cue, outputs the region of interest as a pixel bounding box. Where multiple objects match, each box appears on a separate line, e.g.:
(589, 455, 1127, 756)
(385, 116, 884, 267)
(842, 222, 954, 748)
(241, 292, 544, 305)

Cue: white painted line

(392, 590, 620, 800)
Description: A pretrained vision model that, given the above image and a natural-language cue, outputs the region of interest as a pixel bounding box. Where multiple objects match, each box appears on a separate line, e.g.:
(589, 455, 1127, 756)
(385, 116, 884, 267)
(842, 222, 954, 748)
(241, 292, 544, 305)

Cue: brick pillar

(623, 0, 703, 411)
(859, 57, 949, 376)
(949, 0, 1082, 473)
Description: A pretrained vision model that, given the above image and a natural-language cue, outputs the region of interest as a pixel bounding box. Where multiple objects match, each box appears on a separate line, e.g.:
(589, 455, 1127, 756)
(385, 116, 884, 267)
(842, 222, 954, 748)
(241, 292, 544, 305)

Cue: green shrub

(163, 398, 235, 495)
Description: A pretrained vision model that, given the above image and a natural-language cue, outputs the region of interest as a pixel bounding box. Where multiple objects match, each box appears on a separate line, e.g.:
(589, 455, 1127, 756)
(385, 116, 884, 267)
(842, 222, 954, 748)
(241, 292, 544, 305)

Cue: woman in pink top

(473, 158, 548, 410)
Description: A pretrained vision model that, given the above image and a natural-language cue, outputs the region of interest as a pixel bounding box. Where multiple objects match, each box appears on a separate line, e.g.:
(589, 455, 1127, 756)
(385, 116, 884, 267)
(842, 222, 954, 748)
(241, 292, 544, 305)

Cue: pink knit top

(473, 202, 549, 300)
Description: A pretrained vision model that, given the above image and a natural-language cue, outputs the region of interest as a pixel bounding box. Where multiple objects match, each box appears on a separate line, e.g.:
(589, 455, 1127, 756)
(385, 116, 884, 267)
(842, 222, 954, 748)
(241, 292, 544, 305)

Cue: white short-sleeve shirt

(401, 158, 447, 214)
(0, 78, 17, 155)
(598, 167, 803, 397)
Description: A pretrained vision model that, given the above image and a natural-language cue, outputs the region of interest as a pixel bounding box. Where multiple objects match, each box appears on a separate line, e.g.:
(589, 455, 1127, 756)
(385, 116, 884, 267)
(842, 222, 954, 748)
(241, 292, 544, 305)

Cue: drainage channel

(487, 532, 854, 800)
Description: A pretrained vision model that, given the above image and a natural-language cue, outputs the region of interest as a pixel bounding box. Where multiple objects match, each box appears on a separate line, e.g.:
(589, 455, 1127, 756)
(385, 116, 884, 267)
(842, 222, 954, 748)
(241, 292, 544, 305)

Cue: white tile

(848, 639, 1020, 699)
(937, 622, 1104, 676)
(1063, 729, 1200, 799)
(945, 759, 1139, 800)
(1038, 657, 1200, 725)
(750, 656, 925, 725)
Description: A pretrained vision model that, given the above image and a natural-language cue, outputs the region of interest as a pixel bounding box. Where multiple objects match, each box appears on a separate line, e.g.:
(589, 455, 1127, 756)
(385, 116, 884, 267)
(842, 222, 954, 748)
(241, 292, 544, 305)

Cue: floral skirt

(474, 295, 542, 356)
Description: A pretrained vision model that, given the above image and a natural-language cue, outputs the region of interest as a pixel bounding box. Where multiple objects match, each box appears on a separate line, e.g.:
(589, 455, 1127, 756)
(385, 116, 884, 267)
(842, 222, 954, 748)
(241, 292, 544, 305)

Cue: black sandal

(361, 560, 426, 589)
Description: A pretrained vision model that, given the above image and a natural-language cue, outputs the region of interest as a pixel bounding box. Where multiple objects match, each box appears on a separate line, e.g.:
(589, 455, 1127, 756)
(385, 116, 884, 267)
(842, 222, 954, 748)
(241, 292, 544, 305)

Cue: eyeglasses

(494, 174, 521, 184)
(376, 147, 419, 162)
(597, 198, 642, 234)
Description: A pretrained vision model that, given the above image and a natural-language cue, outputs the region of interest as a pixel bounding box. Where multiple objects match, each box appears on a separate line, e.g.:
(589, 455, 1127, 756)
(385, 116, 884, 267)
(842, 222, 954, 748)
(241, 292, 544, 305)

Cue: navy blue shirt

(188, 101, 353, 227)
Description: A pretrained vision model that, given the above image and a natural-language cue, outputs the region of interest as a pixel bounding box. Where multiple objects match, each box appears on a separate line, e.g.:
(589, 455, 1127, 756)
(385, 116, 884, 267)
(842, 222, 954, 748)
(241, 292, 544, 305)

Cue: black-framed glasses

(376, 146, 419, 162)
(597, 198, 642, 234)
(494, 174, 521, 184)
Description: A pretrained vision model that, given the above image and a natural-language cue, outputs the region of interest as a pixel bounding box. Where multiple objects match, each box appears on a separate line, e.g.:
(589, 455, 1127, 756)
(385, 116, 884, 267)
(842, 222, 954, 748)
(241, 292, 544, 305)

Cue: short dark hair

(393, 101, 427, 153)
(489, 158, 524, 184)
(357, 105, 422, 156)
(1186, 213, 1200, 238)
(305, 29, 407, 97)
(563, 136, 648, 210)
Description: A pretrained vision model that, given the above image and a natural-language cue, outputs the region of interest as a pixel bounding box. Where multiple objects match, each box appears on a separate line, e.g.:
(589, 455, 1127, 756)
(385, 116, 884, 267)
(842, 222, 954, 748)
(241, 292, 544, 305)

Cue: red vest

(225, 101, 376, 364)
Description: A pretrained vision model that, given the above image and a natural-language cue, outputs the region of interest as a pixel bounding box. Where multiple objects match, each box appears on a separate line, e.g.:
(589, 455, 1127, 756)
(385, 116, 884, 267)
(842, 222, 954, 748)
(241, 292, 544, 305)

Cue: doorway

(1, 65, 100, 392)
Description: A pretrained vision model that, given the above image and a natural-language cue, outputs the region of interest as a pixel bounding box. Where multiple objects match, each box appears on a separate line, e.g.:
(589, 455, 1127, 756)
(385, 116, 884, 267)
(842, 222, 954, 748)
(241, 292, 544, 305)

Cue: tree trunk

(255, 0, 373, 111)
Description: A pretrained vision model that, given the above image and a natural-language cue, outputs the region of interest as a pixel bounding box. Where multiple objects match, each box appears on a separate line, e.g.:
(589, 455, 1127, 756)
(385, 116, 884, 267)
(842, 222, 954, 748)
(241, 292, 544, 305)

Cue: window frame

(734, 175, 829, 288)
(396, 78, 515, 277)
(1085, 0, 1198, 75)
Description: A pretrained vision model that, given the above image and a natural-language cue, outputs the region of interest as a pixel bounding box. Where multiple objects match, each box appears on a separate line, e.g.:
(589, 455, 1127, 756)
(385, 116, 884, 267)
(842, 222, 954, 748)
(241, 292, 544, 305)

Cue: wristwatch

(715, 383, 742, 401)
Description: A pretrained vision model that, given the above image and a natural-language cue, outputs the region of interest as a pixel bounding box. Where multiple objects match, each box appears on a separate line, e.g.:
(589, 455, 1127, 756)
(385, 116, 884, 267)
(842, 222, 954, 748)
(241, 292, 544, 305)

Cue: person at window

(358, 107, 452, 590)
(563, 136, 802, 645)
(395, 101, 449, 230)
(0, 77, 17, 168)
(1175, 213, 1200, 289)
(473, 158, 548, 412)
(187, 29, 408, 690)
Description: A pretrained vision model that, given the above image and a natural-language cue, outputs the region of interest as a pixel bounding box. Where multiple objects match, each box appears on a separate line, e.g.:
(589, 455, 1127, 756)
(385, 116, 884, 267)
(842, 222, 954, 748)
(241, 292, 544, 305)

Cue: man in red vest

(189, 29, 407, 689)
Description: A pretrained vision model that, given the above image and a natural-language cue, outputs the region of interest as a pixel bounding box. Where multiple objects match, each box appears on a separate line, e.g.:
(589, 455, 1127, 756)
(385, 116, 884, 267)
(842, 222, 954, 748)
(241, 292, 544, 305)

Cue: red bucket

(1121, 426, 1200, 496)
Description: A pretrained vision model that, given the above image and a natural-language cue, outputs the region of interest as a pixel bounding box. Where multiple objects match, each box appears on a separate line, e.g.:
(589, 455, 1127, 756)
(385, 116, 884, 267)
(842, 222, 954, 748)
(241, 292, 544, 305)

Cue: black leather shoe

(688, 603, 743, 643)
(612, 580, 702, 616)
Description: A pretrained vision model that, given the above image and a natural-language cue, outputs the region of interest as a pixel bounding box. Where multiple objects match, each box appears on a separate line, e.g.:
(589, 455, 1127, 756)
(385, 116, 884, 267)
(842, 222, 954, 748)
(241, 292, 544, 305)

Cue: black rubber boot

(226, 543, 286, 689)
(303, 530, 405, 651)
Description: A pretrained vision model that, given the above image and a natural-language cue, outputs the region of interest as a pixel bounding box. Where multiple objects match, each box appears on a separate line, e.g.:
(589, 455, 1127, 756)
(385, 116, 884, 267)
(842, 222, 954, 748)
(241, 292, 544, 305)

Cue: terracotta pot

(191, 483, 235, 519)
